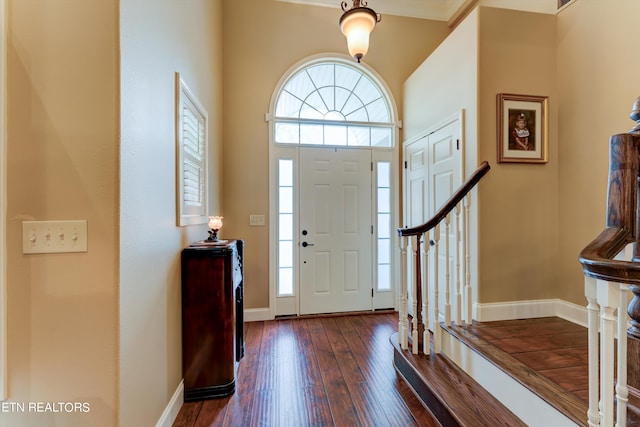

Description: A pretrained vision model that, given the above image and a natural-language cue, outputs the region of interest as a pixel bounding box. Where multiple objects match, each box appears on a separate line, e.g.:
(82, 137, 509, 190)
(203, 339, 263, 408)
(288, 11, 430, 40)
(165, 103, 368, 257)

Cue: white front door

(299, 147, 373, 315)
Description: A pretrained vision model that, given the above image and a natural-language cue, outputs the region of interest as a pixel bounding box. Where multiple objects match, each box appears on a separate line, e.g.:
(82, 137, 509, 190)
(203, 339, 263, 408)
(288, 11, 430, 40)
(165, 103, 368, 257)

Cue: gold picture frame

(497, 93, 548, 164)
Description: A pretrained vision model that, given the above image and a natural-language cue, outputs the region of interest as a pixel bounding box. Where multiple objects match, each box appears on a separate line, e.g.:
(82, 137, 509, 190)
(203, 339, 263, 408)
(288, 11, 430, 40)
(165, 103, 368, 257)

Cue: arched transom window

(274, 61, 394, 147)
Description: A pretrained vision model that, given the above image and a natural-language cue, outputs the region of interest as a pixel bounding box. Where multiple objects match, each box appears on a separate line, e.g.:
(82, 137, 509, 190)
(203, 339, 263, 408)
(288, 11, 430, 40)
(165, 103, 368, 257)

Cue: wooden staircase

(393, 100, 640, 426)
(392, 317, 595, 426)
(392, 316, 640, 426)
(392, 331, 528, 426)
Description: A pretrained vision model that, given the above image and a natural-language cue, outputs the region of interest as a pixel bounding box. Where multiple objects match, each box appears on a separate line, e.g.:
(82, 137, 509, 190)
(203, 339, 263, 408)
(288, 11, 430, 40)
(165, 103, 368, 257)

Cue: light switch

(22, 220, 88, 254)
(249, 215, 265, 226)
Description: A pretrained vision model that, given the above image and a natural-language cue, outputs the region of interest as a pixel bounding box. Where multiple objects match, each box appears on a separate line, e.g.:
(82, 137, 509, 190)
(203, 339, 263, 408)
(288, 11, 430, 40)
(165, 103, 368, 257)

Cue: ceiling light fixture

(339, 0, 381, 63)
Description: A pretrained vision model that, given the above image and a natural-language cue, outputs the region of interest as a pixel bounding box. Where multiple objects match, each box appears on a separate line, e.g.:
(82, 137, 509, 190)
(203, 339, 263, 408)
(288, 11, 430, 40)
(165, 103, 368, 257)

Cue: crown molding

(275, 0, 467, 21)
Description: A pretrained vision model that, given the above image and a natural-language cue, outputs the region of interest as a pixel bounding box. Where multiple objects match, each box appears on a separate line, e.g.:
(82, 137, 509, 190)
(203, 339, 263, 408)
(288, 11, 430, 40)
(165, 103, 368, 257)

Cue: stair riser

(393, 349, 461, 427)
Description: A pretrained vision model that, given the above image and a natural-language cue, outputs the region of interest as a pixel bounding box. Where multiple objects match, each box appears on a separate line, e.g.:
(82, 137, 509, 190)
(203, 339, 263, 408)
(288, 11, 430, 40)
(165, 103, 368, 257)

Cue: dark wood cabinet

(181, 239, 244, 401)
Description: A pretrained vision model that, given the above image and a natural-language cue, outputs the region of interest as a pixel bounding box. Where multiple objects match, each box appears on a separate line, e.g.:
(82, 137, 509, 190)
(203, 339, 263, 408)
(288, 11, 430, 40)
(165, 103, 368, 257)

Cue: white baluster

(412, 235, 419, 355)
(585, 276, 600, 427)
(616, 284, 629, 427)
(464, 193, 472, 324)
(399, 236, 408, 350)
(422, 230, 429, 355)
(597, 279, 618, 427)
(433, 223, 441, 353)
(444, 213, 451, 327)
(407, 236, 414, 320)
(455, 203, 462, 325)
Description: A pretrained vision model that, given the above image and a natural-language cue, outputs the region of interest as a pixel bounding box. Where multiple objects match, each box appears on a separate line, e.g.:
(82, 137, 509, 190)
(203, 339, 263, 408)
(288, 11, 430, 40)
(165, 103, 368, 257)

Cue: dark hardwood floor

(174, 313, 613, 426)
(468, 317, 589, 402)
(442, 317, 590, 424)
(173, 312, 439, 427)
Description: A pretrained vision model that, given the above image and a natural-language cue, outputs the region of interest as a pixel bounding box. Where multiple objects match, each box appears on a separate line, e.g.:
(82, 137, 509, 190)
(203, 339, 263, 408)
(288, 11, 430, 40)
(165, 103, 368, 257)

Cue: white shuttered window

(176, 72, 208, 226)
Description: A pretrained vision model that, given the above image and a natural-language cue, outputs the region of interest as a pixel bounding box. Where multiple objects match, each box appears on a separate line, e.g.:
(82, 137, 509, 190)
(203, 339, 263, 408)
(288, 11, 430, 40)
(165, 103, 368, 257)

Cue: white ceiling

(276, 0, 560, 22)
(277, 0, 465, 21)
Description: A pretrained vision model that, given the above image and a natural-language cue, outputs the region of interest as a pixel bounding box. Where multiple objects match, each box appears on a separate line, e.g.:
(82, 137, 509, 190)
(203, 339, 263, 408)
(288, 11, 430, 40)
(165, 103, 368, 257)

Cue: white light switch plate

(22, 220, 88, 254)
(249, 215, 265, 226)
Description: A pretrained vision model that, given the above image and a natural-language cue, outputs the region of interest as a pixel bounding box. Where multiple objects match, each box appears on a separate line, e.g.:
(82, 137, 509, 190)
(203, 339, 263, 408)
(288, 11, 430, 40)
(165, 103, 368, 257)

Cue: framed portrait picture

(497, 93, 548, 164)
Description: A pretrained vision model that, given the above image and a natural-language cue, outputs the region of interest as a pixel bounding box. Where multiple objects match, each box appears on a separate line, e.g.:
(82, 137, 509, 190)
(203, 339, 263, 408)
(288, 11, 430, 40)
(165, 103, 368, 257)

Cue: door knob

(302, 242, 314, 247)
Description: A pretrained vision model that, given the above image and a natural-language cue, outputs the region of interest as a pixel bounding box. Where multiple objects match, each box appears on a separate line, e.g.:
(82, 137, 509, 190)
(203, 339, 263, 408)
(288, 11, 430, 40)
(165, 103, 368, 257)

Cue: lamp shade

(339, 6, 379, 62)
(208, 216, 223, 230)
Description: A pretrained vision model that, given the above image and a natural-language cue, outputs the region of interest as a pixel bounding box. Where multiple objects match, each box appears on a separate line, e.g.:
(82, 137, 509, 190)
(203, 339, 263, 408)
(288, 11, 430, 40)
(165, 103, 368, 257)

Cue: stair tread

(391, 332, 527, 426)
(445, 322, 587, 425)
(444, 325, 588, 424)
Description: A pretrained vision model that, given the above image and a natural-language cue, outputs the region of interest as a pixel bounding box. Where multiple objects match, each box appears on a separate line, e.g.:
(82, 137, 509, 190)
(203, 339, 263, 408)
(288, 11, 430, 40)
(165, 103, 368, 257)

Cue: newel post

(624, 96, 640, 417)
(627, 95, 640, 356)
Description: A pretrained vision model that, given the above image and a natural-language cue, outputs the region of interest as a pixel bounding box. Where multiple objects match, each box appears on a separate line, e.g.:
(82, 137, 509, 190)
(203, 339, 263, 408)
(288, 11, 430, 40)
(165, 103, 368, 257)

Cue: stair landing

(392, 317, 594, 426)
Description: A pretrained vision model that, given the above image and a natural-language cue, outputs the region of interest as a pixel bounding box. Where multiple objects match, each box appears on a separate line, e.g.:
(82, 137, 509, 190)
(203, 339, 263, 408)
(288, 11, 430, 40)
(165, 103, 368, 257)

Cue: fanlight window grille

(274, 62, 393, 147)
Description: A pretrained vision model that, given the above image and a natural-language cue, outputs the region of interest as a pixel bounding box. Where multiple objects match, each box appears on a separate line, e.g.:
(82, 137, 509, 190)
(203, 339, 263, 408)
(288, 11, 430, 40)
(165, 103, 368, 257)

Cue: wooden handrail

(578, 129, 640, 284)
(578, 227, 640, 284)
(398, 161, 491, 237)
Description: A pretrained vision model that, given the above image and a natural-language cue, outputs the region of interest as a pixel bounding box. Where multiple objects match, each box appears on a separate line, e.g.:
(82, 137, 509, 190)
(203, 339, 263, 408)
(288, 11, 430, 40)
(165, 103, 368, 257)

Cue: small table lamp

(207, 216, 223, 242)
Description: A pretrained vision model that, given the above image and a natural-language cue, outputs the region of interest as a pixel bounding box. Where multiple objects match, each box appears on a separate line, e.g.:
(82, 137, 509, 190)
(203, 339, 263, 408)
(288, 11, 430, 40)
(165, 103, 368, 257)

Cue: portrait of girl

(508, 110, 536, 151)
(497, 93, 548, 163)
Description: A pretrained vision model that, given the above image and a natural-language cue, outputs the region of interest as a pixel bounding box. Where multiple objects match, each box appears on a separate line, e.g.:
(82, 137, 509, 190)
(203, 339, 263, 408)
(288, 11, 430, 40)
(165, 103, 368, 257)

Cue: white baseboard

(156, 380, 183, 427)
(244, 307, 272, 322)
(474, 298, 587, 326)
(553, 299, 588, 327)
(244, 301, 587, 325)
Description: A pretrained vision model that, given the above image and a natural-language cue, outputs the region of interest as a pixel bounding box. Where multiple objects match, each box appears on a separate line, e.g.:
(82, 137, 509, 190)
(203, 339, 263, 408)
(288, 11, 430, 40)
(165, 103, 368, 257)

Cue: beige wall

(402, 8, 479, 167)
(4, 0, 637, 425)
(556, 0, 640, 305)
(4, 0, 119, 426)
(477, 0, 556, 15)
(477, 7, 559, 303)
(402, 8, 480, 302)
(3, 0, 442, 423)
(403, 7, 560, 307)
(222, 0, 450, 309)
(120, 0, 223, 426)
(403, 2, 640, 308)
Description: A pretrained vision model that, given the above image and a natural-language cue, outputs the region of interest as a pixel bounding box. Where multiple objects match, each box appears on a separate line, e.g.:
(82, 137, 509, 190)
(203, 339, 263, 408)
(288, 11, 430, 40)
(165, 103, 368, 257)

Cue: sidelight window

(376, 161, 391, 291)
(277, 159, 294, 296)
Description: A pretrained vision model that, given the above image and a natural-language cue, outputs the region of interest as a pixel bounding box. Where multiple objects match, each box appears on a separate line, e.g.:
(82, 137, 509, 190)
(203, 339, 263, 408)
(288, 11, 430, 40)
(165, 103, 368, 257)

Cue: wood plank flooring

(443, 317, 589, 424)
(174, 314, 625, 426)
(467, 317, 589, 402)
(173, 312, 439, 427)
